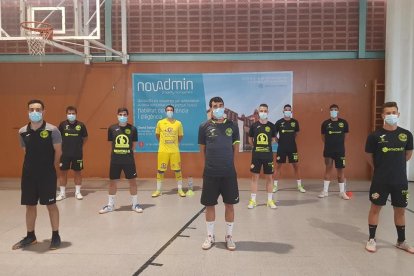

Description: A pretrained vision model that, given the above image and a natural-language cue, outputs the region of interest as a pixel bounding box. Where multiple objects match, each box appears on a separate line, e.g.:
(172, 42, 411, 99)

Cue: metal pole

(121, 0, 128, 64)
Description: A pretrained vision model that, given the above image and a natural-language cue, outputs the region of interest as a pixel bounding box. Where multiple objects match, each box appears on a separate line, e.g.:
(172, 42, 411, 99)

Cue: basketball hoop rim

(20, 21, 53, 34)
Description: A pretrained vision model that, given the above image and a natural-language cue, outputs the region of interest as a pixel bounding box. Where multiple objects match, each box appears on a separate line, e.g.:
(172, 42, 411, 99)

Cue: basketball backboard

(0, 0, 100, 41)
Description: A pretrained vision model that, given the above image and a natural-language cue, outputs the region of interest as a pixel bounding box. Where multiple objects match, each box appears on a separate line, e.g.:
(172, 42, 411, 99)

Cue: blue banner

(132, 74, 206, 152)
(132, 72, 292, 152)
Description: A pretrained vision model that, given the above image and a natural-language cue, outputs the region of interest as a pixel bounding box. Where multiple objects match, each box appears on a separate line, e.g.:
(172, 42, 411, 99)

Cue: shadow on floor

(308, 217, 394, 247)
(115, 204, 156, 212)
(215, 240, 294, 254)
(20, 240, 72, 253)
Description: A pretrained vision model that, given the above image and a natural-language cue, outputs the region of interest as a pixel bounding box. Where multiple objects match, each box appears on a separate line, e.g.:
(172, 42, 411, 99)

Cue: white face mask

(283, 110, 292, 118)
(259, 112, 268, 120)
(330, 110, 338, 118)
(384, 114, 399, 125)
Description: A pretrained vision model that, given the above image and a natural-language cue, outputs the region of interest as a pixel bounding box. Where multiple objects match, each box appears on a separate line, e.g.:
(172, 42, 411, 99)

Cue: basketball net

(20, 21, 53, 56)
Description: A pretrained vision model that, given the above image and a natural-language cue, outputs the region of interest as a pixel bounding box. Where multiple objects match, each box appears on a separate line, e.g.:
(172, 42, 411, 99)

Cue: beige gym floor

(0, 178, 413, 276)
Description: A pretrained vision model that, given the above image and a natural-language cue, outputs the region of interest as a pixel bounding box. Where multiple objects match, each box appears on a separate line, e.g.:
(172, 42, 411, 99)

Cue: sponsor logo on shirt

(398, 133, 407, 142)
(256, 133, 269, 145)
(382, 147, 404, 153)
(378, 134, 387, 143)
(115, 134, 130, 148)
(40, 130, 49, 138)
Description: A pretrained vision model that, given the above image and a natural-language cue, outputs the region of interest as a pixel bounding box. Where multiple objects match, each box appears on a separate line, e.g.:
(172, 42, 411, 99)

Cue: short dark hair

(259, 103, 268, 109)
(382, 101, 398, 112)
(27, 99, 44, 110)
(117, 107, 129, 115)
(209, 96, 224, 108)
(284, 104, 292, 109)
(330, 104, 339, 109)
(66, 106, 77, 113)
(165, 105, 174, 112)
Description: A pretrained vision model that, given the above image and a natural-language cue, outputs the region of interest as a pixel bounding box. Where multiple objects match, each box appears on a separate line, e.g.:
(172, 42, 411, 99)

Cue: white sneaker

(297, 185, 306, 193)
(318, 191, 328, 198)
(202, 235, 215, 250)
(339, 192, 350, 200)
(99, 205, 114, 214)
(225, 235, 236, 251)
(56, 193, 66, 201)
(272, 183, 278, 193)
(75, 192, 83, 200)
(365, 239, 376, 253)
(132, 204, 143, 213)
(396, 240, 414, 254)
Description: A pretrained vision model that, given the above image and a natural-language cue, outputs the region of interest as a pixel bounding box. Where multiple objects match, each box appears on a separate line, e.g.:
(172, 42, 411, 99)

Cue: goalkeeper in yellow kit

(152, 105, 185, 197)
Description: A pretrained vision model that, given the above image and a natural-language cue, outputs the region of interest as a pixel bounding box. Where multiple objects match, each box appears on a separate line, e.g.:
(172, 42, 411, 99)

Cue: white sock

(250, 193, 256, 201)
(339, 183, 345, 193)
(206, 221, 215, 237)
(156, 181, 162, 191)
(323, 180, 330, 192)
(177, 180, 183, 190)
(267, 193, 273, 201)
(75, 185, 81, 194)
(131, 195, 138, 206)
(273, 180, 278, 186)
(60, 186, 66, 195)
(297, 179, 302, 187)
(108, 195, 115, 207)
(225, 221, 234, 237)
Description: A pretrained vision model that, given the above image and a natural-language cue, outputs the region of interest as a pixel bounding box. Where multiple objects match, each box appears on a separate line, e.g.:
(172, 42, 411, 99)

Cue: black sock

(27, 231, 36, 239)
(52, 230, 59, 238)
(369, 224, 377, 240)
(396, 225, 405, 243)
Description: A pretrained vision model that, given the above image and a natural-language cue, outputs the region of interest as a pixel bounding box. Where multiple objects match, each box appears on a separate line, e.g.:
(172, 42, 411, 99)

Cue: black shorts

(323, 152, 345, 168)
(60, 156, 84, 171)
(276, 151, 299, 163)
(250, 158, 274, 174)
(109, 163, 137, 180)
(369, 183, 409, 208)
(201, 175, 239, 206)
(21, 170, 57, 205)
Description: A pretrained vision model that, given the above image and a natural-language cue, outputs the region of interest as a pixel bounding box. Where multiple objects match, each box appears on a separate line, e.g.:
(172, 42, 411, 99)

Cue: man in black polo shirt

(99, 107, 143, 214)
(273, 104, 305, 193)
(319, 104, 350, 200)
(199, 97, 240, 251)
(13, 99, 62, 250)
(365, 102, 414, 253)
(248, 103, 277, 209)
(57, 106, 88, 201)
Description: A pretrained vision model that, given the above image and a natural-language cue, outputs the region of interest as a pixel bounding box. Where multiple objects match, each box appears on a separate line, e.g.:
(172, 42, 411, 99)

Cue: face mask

(118, 115, 128, 124)
(384, 114, 399, 125)
(212, 107, 225, 119)
(67, 114, 76, 122)
(283, 111, 292, 118)
(29, 111, 42, 122)
(330, 110, 338, 118)
(259, 112, 268, 120)
(166, 111, 174, 118)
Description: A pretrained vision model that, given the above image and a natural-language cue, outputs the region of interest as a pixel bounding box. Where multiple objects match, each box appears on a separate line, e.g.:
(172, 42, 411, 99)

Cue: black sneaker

(49, 234, 61, 250)
(12, 236, 37, 250)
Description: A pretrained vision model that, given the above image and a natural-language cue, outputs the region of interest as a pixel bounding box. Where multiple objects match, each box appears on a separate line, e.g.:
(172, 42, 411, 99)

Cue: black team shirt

(275, 118, 300, 153)
(365, 127, 413, 187)
(108, 123, 138, 164)
(321, 118, 349, 154)
(59, 120, 88, 158)
(198, 119, 240, 177)
(249, 121, 276, 159)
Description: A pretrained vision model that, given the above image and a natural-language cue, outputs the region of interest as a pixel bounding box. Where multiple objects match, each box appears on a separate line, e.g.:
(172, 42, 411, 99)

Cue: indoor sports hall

(0, 1, 413, 275)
